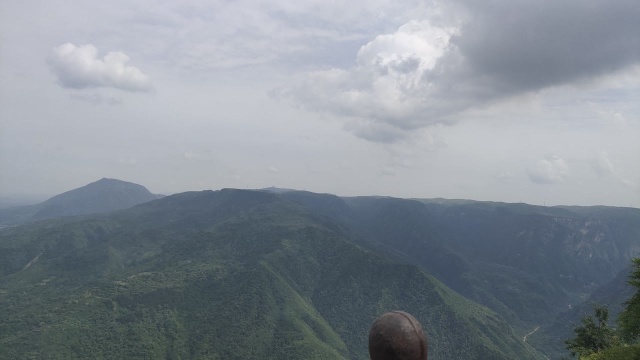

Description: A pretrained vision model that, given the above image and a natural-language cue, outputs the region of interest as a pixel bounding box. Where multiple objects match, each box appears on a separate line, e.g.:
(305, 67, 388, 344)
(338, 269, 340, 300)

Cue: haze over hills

(0, 179, 638, 359)
(0, 195, 47, 209)
(0, 178, 162, 226)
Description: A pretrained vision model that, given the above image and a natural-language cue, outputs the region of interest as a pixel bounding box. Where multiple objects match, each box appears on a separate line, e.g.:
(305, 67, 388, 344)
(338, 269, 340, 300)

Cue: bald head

(368, 311, 428, 360)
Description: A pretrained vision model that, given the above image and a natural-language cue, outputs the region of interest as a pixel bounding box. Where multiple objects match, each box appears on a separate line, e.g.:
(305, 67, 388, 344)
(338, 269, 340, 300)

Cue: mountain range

(1, 179, 638, 359)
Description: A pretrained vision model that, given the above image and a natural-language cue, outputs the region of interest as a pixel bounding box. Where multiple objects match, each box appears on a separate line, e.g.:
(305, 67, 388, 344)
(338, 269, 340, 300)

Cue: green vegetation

(581, 345, 640, 360)
(565, 305, 618, 358)
(565, 258, 640, 359)
(619, 258, 640, 343)
(284, 191, 640, 340)
(0, 189, 544, 359)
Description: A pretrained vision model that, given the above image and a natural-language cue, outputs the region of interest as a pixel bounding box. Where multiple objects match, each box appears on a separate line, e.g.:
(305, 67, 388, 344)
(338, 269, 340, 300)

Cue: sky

(1, 0, 639, 207)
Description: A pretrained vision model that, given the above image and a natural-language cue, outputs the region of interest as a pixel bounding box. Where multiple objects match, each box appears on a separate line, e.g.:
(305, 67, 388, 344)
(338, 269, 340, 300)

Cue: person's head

(368, 311, 428, 360)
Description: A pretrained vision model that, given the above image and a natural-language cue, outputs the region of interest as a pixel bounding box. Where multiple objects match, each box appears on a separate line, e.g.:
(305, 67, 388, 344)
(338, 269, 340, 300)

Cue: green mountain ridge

(0, 189, 544, 359)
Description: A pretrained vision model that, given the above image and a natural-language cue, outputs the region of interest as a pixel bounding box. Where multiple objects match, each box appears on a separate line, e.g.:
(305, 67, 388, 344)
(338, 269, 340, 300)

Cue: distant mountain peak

(27, 178, 160, 222)
(85, 177, 147, 187)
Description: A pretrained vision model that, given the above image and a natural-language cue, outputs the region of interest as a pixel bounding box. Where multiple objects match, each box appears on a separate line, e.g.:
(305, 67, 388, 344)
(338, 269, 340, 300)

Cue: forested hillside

(281, 191, 640, 357)
(0, 189, 544, 360)
(1, 182, 638, 359)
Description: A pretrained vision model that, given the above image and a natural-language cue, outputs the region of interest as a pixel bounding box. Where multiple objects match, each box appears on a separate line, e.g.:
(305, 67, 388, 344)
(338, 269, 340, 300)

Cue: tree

(565, 305, 617, 358)
(619, 258, 640, 343)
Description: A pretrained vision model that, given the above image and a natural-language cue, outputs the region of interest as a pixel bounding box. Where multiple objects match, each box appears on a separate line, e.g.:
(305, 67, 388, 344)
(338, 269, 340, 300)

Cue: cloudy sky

(1, 0, 639, 207)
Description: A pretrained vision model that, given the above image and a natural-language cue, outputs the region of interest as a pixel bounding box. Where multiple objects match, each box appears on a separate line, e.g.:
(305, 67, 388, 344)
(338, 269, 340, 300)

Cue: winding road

(523, 326, 550, 360)
(523, 326, 540, 343)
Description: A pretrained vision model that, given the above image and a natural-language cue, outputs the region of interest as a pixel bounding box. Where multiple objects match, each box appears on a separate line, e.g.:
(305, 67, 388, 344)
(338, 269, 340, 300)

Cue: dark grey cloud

(289, 0, 640, 142)
(453, 0, 640, 93)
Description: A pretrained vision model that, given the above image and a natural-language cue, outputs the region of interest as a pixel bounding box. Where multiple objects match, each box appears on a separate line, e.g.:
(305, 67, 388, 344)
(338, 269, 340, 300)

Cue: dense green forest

(281, 191, 640, 357)
(0, 189, 542, 359)
(1, 181, 639, 359)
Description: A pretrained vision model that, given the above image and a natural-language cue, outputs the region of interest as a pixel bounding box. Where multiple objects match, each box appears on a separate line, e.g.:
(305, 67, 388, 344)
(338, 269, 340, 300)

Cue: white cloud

(118, 158, 137, 165)
(288, 20, 458, 141)
(287, 0, 640, 143)
(621, 178, 638, 191)
(592, 151, 615, 177)
(48, 43, 152, 92)
(182, 151, 199, 160)
(591, 152, 639, 191)
(2, 0, 639, 207)
(496, 171, 515, 182)
(117, 0, 428, 72)
(527, 155, 570, 184)
(379, 166, 396, 176)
